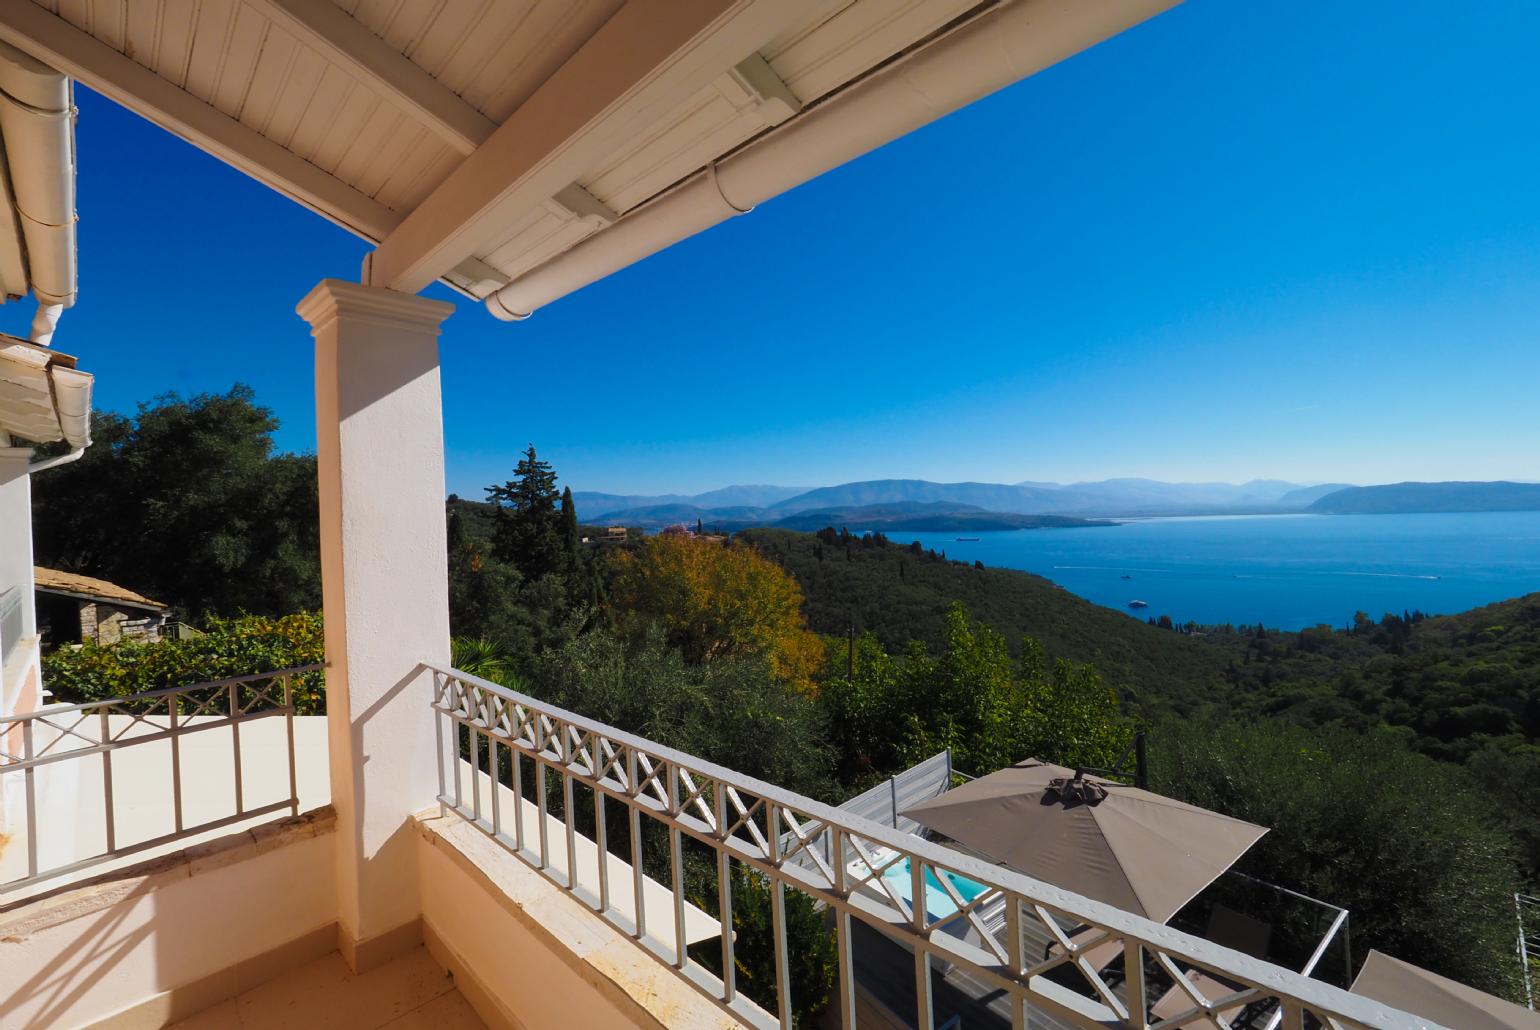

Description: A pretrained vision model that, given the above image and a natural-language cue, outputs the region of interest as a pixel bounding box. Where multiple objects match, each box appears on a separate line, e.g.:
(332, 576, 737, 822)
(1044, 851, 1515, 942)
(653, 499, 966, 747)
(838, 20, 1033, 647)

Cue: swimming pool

(875, 853, 990, 921)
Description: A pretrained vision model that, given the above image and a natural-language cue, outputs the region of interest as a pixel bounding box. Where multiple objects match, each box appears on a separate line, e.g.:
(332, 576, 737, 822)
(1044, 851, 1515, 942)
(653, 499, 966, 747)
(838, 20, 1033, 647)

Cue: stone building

(33, 566, 169, 647)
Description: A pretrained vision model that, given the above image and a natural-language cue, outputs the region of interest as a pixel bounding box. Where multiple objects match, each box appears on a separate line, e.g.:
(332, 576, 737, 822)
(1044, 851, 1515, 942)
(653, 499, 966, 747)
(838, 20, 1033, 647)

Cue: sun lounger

(1150, 904, 1273, 1027)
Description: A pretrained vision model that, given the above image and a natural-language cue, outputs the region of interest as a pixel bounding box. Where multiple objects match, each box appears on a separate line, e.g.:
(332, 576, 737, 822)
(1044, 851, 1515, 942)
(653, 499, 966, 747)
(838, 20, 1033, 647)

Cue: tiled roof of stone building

(33, 567, 166, 611)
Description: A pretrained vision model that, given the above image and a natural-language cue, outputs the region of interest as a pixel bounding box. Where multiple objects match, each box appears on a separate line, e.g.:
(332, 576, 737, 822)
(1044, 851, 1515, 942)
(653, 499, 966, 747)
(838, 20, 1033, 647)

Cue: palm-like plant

(450, 637, 528, 691)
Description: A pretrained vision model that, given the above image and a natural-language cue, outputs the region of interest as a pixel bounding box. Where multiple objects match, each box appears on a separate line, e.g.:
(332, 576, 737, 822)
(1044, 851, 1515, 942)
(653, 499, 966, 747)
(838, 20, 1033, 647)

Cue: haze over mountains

(573, 478, 1357, 528)
(572, 478, 1540, 529)
(1309, 481, 1540, 514)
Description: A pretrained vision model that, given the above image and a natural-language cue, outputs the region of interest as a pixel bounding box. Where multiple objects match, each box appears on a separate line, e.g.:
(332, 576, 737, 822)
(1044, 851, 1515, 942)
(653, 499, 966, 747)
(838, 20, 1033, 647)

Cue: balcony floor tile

(169, 945, 484, 1029)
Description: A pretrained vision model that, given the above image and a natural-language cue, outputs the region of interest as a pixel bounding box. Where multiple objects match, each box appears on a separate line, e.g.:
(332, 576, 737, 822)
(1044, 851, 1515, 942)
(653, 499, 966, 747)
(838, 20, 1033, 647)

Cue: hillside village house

(33, 567, 170, 647)
(0, 2, 1488, 1028)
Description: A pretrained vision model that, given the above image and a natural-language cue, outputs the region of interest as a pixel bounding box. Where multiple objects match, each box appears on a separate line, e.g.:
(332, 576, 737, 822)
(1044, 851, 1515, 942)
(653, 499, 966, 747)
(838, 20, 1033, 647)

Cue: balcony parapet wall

(414, 807, 752, 1030)
(0, 807, 338, 1028)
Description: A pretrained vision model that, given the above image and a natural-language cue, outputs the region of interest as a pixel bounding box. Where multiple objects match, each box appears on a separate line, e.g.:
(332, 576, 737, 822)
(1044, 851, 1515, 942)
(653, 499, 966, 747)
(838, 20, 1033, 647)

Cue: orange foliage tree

(608, 535, 825, 694)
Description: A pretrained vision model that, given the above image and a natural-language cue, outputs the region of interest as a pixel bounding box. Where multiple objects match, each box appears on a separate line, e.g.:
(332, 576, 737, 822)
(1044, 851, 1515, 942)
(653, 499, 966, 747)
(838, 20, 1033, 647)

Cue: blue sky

(5, 0, 1539, 497)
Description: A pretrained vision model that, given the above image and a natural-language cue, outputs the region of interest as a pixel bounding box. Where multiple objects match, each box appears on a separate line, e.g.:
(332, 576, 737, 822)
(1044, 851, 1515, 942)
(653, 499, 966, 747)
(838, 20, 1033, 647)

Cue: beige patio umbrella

(901, 758, 1267, 923)
(1351, 950, 1540, 1030)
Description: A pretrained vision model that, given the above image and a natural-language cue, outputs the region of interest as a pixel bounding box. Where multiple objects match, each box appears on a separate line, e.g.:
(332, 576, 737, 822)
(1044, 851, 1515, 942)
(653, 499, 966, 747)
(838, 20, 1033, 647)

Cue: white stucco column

(297, 280, 455, 971)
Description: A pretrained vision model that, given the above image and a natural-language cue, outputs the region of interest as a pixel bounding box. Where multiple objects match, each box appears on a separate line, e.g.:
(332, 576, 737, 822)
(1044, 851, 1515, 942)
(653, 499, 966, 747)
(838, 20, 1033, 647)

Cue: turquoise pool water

(880, 855, 990, 920)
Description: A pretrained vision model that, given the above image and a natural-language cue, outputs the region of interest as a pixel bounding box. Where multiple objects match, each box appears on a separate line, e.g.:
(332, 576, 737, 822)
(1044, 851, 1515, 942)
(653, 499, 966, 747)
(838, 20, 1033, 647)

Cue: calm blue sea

(889, 511, 1540, 631)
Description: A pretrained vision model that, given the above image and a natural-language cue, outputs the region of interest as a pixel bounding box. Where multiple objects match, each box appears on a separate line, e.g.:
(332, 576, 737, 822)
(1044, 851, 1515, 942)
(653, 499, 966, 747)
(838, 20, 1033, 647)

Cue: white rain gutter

(46, 359, 91, 448)
(0, 40, 76, 342)
(0, 336, 92, 456)
(27, 444, 82, 472)
(487, 0, 1179, 321)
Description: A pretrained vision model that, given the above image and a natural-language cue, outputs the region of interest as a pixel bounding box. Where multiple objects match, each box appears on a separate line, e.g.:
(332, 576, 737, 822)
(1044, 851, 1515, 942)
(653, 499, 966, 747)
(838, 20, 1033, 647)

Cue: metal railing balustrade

(0, 664, 321, 893)
(1520, 893, 1539, 1010)
(428, 662, 1437, 1030)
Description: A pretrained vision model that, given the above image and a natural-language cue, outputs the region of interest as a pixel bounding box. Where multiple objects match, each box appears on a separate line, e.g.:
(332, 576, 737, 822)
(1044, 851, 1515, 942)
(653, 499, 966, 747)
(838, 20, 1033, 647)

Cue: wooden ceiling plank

(367, 0, 819, 294)
(241, 0, 497, 155)
(0, 0, 400, 240)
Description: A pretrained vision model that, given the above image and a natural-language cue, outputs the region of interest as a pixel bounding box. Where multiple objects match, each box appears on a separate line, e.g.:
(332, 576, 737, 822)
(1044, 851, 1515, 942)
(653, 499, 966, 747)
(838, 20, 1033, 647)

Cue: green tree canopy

(528, 625, 833, 800)
(819, 603, 1134, 786)
(1150, 717, 1524, 1001)
(31, 385, 319, 620)
(608, 534, 826, 694)
(446, 493, 590, 660)
(560, 486, 580, 557)
(486, 445, 565, 579)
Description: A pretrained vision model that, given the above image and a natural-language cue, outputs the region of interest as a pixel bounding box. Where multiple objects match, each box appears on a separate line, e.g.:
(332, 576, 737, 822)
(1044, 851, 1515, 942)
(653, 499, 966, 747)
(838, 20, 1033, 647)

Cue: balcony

(0, 656, 1432, 1029)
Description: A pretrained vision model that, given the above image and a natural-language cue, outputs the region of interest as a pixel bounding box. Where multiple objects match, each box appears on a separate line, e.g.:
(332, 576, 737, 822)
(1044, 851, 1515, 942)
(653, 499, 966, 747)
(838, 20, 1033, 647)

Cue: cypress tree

(487, 445, 563, 578)
(560, 486, 580, 556)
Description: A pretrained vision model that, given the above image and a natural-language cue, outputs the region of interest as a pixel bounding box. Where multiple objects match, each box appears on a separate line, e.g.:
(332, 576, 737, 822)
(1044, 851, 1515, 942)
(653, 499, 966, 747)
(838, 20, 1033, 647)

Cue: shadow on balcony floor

(168, 945, 484, 1029)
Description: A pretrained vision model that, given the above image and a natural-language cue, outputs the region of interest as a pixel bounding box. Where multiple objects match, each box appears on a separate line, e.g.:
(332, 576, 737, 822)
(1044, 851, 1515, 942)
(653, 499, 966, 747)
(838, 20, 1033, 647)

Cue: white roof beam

(550, 184, 618, 228)
(241, 0, 496, 156)
(0, 0, 399, 241)
(722, 53, 802, 127)
(366, 0, 820, 295)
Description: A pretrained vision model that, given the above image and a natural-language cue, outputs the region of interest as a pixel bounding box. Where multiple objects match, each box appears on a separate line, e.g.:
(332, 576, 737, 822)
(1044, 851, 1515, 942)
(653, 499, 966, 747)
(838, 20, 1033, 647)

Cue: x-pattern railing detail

(427, 664, 1441, 1030)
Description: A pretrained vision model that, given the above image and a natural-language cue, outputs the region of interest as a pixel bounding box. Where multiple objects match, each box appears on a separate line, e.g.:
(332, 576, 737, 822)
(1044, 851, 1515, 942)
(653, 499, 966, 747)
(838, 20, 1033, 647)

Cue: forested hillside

(738, 528, 1229, 710)
(1200, 597, 1540, 754)
(1192, 597, 1540, 881)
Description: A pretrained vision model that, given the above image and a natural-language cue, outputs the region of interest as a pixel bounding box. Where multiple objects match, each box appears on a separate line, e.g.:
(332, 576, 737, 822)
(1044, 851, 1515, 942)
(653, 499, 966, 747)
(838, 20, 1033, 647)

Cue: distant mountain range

(577, 500, 1105, 532)
(573, 477, 1357, 527)
(759, 504, 1109, 533)
(571, 485, 810, 516)
(571, 478, 1540, 530)
(1309, 481, 1540, 514)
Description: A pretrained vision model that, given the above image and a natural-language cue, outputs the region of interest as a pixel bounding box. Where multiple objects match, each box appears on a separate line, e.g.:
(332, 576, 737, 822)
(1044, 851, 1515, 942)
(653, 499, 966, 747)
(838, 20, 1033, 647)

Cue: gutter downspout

(0, 40, 76, 342)
(487, 0, 1180, 321)
(29, 301, 62, 345)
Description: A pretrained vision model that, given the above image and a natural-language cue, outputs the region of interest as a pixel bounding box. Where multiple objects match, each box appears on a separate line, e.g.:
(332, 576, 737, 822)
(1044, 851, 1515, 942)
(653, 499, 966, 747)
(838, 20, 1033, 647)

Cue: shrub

(1150, 717, 1524, 1001)
(527, 627, 839, 1023)
(42, 612, 325, 712)
(819, 604, 1133, 786)
(527, 626, 832, 800)
(719, 866, 837, 1026)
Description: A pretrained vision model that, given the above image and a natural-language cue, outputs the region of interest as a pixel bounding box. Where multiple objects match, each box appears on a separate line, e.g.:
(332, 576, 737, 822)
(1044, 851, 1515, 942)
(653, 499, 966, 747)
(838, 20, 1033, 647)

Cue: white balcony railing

(1520, 893, 1539, 1011)
(0, 665, 322, 893)
(428, 663, 1435, 1030)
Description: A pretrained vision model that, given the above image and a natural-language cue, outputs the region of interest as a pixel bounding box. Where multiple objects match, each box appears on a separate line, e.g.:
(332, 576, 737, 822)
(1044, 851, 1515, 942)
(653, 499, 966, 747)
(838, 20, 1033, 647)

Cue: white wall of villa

(1, 446, 41, 845)
(1, 447, 38, 694)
